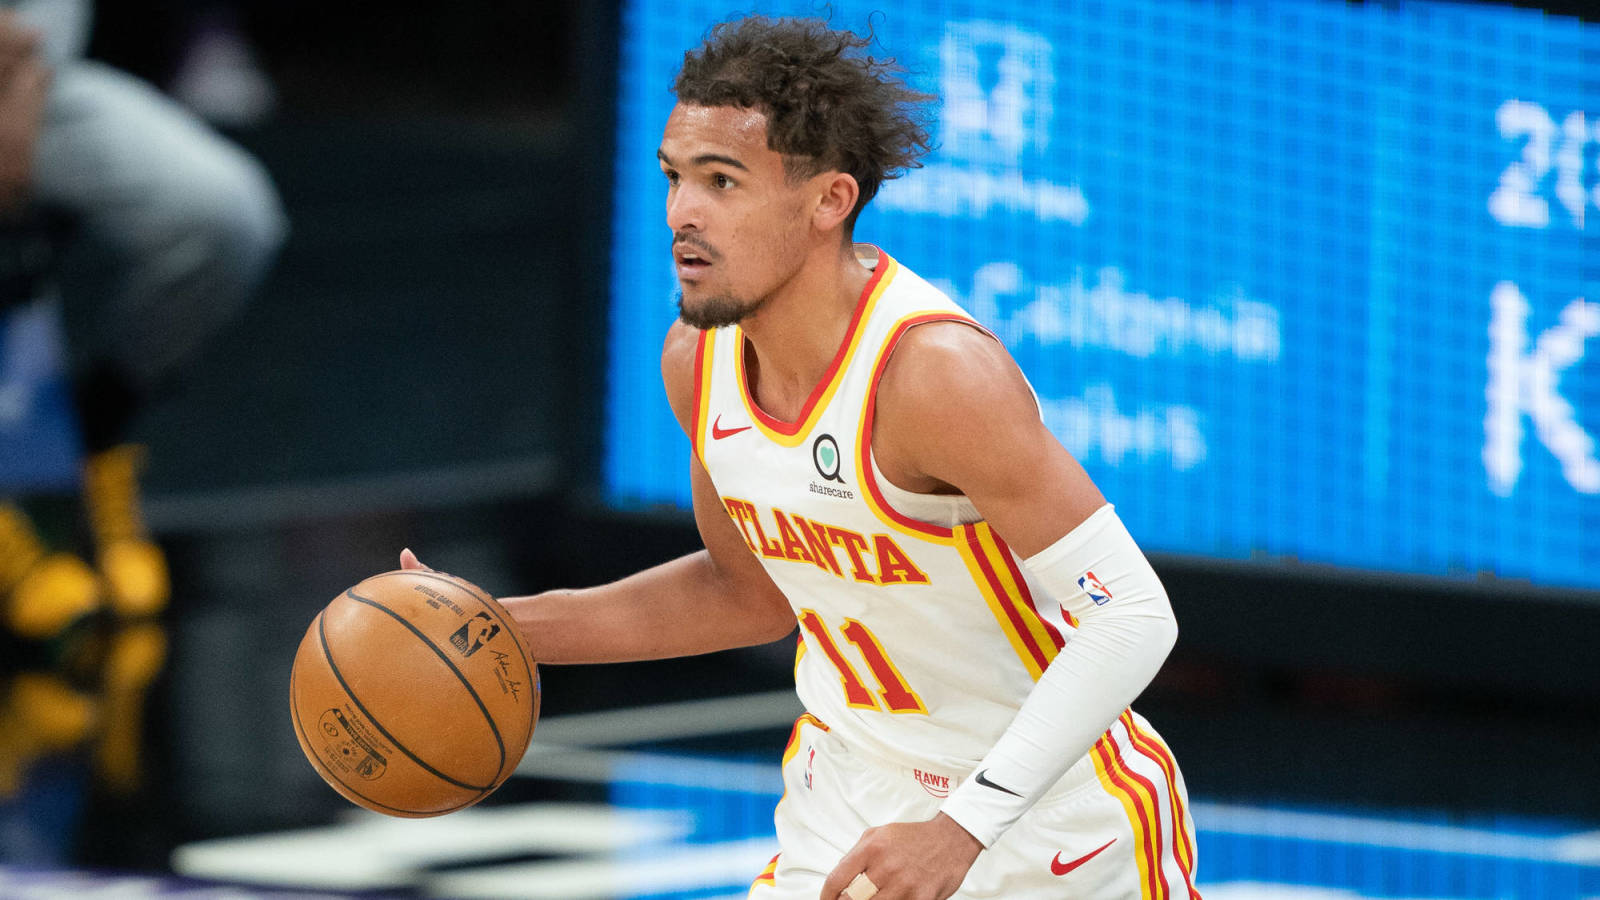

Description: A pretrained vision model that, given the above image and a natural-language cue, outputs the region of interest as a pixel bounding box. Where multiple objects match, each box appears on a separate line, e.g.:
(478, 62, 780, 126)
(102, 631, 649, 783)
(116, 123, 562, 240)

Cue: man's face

(658, 103, 814, 329)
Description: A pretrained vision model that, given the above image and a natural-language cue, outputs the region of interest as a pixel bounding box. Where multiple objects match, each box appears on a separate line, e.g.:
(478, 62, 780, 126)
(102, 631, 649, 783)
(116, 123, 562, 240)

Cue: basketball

(289, 569, 539, 817)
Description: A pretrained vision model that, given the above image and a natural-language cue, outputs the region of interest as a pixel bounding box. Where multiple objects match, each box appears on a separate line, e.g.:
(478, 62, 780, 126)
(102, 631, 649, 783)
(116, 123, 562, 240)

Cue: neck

(738, 241, 875, 417)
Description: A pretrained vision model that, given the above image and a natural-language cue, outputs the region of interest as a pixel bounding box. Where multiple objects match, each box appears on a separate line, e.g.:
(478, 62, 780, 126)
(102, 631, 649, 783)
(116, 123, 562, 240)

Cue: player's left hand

(398, 548, 432, 572)
(397, 548, 492, 600)
(820, 812, 983, 900)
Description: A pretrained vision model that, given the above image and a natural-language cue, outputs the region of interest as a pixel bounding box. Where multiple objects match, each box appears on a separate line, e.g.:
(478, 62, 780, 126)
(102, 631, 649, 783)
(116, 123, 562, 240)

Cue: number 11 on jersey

(799, 609, 927, 714)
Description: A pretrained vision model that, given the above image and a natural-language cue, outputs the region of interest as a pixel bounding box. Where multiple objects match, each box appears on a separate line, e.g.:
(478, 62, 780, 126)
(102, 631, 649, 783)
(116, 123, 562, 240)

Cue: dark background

(56, 0, 1600, 869)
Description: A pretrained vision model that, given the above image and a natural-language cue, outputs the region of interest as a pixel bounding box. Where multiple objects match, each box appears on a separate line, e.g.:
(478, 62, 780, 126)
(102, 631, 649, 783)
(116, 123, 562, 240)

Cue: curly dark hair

(673, 16, 934, 228)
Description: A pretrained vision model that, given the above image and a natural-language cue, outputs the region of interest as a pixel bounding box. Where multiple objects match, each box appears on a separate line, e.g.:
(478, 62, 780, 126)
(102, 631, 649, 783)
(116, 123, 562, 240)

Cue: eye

(712, 173, 733, 189)
(662, 169, 680, 186)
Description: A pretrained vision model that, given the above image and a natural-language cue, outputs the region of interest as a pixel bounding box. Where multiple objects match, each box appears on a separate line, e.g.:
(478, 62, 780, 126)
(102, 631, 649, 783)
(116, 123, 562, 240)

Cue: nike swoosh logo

(711, 415, 752, 440)
(1051, 838, 1116, 876)
(972, 769, 1022, 797)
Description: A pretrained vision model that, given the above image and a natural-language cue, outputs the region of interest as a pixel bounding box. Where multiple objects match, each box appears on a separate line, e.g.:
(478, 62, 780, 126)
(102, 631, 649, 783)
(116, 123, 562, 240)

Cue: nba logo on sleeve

(1077, 571, 1113, 605)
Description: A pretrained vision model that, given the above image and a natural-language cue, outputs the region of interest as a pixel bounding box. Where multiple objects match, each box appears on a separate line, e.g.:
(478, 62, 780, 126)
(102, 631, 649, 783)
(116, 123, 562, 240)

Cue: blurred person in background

(168, 1, 276, 127)
(0, 0, 284, 864)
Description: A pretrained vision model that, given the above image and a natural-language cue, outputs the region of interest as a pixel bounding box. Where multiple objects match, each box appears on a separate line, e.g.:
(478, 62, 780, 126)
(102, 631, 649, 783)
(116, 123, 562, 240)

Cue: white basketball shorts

(749, 710, 1201, 899)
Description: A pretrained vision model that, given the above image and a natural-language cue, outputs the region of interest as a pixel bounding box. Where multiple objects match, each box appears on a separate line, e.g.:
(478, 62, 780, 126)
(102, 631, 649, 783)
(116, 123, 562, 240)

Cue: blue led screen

(605, 0, 1600, 591)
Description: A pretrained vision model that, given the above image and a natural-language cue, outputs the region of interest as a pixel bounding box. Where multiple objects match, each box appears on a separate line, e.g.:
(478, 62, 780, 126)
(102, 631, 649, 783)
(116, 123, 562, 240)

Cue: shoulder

(872, 319, 1044, 488)
(876, 320, 1036, 430)
(661, 319, 708, 434)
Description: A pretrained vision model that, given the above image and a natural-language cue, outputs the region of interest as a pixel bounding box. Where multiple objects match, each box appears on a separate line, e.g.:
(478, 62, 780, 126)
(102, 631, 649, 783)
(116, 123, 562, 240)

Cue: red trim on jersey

(990, 530, 1068, 649)
(690, 329, 711, 466)
(1116, 714, 1174, 899)
(1126, 715, 1202, 899)
(736, 248, 891, 435)
(753, 853, 779, 886)
(962, 525, 1052, 674)
(858, 313, 990, 540)
(1093, 727, 1168, 900)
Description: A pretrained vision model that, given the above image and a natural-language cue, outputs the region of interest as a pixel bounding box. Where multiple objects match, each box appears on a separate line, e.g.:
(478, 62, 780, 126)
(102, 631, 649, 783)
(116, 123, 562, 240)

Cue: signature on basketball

(491, 650, 523, 701)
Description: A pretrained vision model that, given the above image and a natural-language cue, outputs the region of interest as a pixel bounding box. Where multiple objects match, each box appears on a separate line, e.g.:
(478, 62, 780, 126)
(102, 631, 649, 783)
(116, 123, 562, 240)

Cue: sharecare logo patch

(914, 768, 951, 798)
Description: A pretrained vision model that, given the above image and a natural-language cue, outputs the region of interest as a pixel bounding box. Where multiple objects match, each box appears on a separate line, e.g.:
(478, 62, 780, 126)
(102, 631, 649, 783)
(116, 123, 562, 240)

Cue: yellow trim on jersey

(734, 256, 898, 447)
(955, 523, 1047, 681)
(852, 309, 977, 545)
(1091, 729, 1160, 900)
(692, 330, 716, 467)
(780, 712, 827, 769)
(1126, 714, 1201, 897)
(752, 853, 779, 888)
(953, 522, 1067, 682)
(970, 522, 1062, 668)
(767, 710, 828, 891)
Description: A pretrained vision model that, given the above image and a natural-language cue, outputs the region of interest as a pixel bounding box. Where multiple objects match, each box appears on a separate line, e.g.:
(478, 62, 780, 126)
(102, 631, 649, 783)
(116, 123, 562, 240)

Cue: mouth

(672, 239, 718, 279)
(674, 247, 712, 274)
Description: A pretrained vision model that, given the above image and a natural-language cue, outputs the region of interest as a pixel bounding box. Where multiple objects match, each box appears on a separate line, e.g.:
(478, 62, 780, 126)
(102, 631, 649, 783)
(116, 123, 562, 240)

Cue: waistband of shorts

(803, 713, 1105, 804)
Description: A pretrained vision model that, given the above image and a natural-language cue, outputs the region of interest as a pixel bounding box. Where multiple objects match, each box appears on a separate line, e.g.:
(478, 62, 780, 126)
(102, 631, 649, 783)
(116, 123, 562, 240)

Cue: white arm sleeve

(938, 504, 1177, 847)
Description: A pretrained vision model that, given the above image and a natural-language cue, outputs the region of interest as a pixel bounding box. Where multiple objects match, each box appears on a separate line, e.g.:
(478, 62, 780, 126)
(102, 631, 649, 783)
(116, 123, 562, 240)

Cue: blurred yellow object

(95, 622, 168, 793)
(99, 539, 170, 617)
(11, 672, 97, 748)
(0, 673, 98, 797)
(6, 552, 101, 640)
(0, 503, 46, 590)
(83, 445, 147, 544)
(83, 445, 171, 616)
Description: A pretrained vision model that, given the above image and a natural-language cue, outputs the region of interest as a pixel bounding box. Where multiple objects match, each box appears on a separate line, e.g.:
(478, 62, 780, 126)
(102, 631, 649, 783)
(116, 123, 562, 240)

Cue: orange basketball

(289, 569, 539, 817)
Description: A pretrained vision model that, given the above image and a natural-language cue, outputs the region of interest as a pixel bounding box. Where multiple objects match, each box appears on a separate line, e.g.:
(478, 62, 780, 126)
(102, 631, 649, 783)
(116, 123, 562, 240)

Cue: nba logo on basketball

(1078, 571, 1113, 606)
(450, 612, 500, 657)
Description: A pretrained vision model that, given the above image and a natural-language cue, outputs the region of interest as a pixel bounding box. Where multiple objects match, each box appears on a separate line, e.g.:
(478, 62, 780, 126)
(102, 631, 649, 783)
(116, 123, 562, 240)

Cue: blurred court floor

(111, 690, 1600, 899)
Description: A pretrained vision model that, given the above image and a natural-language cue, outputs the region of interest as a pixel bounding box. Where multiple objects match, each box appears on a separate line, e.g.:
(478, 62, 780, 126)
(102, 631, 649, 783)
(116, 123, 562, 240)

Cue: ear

(811, 171, 860, 233)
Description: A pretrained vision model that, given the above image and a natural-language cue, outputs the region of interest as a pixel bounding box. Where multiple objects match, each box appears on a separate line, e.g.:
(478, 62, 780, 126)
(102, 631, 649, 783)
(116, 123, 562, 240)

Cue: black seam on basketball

(370, 571, 535, 672)
(320, 603, 498, 791)
(291, 649, 444, 816)
(370, 570, 532, 670)
(345, 582, 512, 771)
(343, 589, 510, 775)
(369, 570, 538, 757)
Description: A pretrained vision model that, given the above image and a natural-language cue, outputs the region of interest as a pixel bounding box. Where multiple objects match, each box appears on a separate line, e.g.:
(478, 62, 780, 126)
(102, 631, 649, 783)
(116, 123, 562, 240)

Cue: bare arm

(483, 321, 795, 664)
(871, 322, 1107, 554)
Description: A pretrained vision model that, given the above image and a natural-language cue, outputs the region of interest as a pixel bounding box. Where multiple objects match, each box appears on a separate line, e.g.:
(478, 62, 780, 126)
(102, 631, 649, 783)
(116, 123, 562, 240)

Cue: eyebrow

(656, 149, 749, 171)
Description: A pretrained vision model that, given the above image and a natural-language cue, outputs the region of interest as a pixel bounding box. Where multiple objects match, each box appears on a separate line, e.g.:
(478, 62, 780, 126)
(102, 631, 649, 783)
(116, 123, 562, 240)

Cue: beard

(673, 230, 771, 329)
(676, 289, 768, 330)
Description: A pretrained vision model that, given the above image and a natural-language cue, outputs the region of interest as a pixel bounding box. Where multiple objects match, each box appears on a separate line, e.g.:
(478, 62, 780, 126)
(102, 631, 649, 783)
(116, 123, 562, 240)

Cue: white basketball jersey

(692, 246, 1084, 772)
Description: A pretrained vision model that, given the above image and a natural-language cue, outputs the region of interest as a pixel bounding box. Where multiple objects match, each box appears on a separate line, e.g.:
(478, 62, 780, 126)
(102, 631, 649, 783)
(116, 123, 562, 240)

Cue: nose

(666, 182, 702, 233)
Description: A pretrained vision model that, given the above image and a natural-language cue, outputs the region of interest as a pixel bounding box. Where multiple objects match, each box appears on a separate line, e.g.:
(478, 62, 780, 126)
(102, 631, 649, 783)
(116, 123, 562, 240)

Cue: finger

(820, 848, 868, 900)
(819, 865, 850, 899)
(842, 873, 880, 900)
(398, 548, 432, 571)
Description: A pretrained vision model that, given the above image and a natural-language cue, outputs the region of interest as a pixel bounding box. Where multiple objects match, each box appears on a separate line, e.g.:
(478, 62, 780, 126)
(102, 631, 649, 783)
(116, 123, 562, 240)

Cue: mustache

(671, 233, 721, 262)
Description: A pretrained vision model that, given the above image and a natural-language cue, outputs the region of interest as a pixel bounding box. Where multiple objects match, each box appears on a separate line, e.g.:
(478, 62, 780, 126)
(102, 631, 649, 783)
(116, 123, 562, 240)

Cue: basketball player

(405, 16, 1198, 900)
